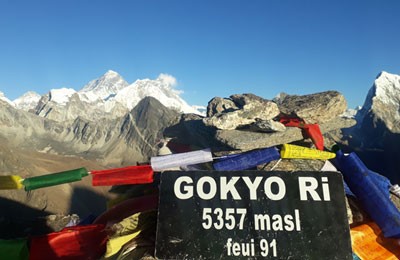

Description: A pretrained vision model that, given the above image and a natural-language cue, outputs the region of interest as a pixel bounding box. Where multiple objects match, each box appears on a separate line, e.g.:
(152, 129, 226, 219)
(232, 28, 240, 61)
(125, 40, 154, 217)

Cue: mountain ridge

(9, 71, 203, 122)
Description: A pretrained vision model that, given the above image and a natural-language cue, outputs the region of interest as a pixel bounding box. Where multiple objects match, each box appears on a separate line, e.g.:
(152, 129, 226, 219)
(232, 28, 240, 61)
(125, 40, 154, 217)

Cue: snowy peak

(114, 73, 199, 114)
(0, 91, 13, 106)
(13, 91, 41, 111)
(373, 71, 400, 106)
(79, 70, 129, 102)
(357, 71, 400, 134)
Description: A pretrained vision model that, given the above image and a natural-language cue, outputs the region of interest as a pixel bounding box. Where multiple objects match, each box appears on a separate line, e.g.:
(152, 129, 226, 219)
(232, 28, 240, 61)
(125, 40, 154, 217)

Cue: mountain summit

(79, 70, 129, 102)
(358, 71, 400, 134)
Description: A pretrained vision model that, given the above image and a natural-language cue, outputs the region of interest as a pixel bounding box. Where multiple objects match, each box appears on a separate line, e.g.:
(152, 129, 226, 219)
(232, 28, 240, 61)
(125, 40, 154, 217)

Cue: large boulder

(276, 91, 347, 124)
(203, 94, 280, 130)
(206, 97, 238, 117)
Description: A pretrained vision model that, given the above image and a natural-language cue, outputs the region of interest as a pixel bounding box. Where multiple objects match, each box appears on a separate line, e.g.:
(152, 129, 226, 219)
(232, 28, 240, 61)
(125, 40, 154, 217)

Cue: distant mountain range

(1, 70, 204, 122)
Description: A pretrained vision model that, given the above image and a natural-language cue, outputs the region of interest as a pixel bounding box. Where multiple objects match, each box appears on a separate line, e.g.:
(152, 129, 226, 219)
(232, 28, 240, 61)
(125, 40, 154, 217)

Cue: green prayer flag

(0, 238, 29, 260)
(22, 168, 88, 191)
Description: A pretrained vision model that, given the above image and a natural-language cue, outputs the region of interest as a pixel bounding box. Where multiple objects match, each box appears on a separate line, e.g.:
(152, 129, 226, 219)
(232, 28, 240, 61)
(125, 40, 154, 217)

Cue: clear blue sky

(0, 0, 399, 108)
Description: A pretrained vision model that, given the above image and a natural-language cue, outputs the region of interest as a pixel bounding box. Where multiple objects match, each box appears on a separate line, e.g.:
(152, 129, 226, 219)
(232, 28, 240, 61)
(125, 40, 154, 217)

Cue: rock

(206, 97, 238, 117)
(164, 114, 230, 151)
(229, 93, 271, 107)
(203, 94, 280, 130)
(248, 119, 286, 133)
(216, 117, 356, 151)
(277, 91, 347, 124)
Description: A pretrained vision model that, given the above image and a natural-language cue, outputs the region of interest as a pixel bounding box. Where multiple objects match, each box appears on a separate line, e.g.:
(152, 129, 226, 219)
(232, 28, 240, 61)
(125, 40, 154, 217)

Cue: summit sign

(155, 171, 352, 259)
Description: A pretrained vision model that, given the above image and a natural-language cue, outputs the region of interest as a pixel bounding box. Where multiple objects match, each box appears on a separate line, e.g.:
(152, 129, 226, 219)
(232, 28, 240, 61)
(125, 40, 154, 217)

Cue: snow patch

(13, 91, 41, 111)
(341, 106, 361, 119)
(49, 88, 76, 104)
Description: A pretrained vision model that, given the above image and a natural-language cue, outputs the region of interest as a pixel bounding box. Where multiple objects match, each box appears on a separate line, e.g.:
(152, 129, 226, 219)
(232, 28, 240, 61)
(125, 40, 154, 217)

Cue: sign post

(155, 171, 352, 259)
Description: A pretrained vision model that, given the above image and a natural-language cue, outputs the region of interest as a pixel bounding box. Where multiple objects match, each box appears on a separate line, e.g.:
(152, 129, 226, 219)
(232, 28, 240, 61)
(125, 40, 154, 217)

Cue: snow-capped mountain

(363, 71, 400, 110)
(341, 106, 362, 119)
(29, 70, 202, 122)
(0, 91, 13, 106)
(79, 70, 129, 102)
(13, 91, 42, 111)
(357, 71, 400, 133)
(114, 73, 199, 114)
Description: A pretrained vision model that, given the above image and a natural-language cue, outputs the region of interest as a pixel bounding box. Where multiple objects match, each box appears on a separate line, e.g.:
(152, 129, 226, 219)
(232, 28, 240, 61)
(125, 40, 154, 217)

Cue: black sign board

(155, 171, 352, 259)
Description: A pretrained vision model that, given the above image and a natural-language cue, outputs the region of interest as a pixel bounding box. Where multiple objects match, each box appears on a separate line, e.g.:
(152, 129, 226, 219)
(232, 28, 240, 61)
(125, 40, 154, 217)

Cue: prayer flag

(29, 224, 107, 260)
(336, 150, 400, 238)
(151, 149, 213, 171)
(279, 116, 324, 150)
(22, 168, 89, 191)
(351, 222, 400, 259)
(280, 144, 335, 160)
(91, 165, 153, 186)
(105, 231, 141, 258)
(213, 147, 280, 171)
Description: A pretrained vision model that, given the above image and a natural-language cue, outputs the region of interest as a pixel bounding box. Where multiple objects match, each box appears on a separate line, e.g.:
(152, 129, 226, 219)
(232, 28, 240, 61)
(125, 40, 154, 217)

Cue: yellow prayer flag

(105, 230, 141, 258)
(280, 144, 336, 160)
(0, 175, 23, 189)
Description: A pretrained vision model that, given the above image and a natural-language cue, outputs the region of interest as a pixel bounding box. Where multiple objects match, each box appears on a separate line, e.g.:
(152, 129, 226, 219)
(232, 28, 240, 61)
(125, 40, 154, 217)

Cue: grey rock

(248, 119, 286, 133)
(164, 113, 229, 151)
(203, 94, 280, 130)
(206, 97, 238, 117)
(229, 93, 271, 107)
(277, 91, 347, 124)
(216, 117, 356, 151)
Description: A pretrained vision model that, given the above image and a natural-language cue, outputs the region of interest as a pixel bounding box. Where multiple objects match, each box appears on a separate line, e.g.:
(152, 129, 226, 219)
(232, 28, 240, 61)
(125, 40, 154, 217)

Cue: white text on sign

(174, 176, 331, 201)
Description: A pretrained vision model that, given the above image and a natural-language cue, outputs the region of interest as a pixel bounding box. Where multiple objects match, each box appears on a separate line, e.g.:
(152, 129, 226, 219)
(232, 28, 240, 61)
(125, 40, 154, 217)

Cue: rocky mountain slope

(0, 96, 178, 166)
(351, 71, 400, 183)
(356, 71, 400, 141)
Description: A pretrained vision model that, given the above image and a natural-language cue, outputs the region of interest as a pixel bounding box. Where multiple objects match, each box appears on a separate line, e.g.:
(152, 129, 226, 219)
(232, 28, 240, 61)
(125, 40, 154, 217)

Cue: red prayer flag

(303, 124, 324, 151)
(91, 165, 153, 186)
(279, 116, 324, 150)
(29, 224, 107, 260)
